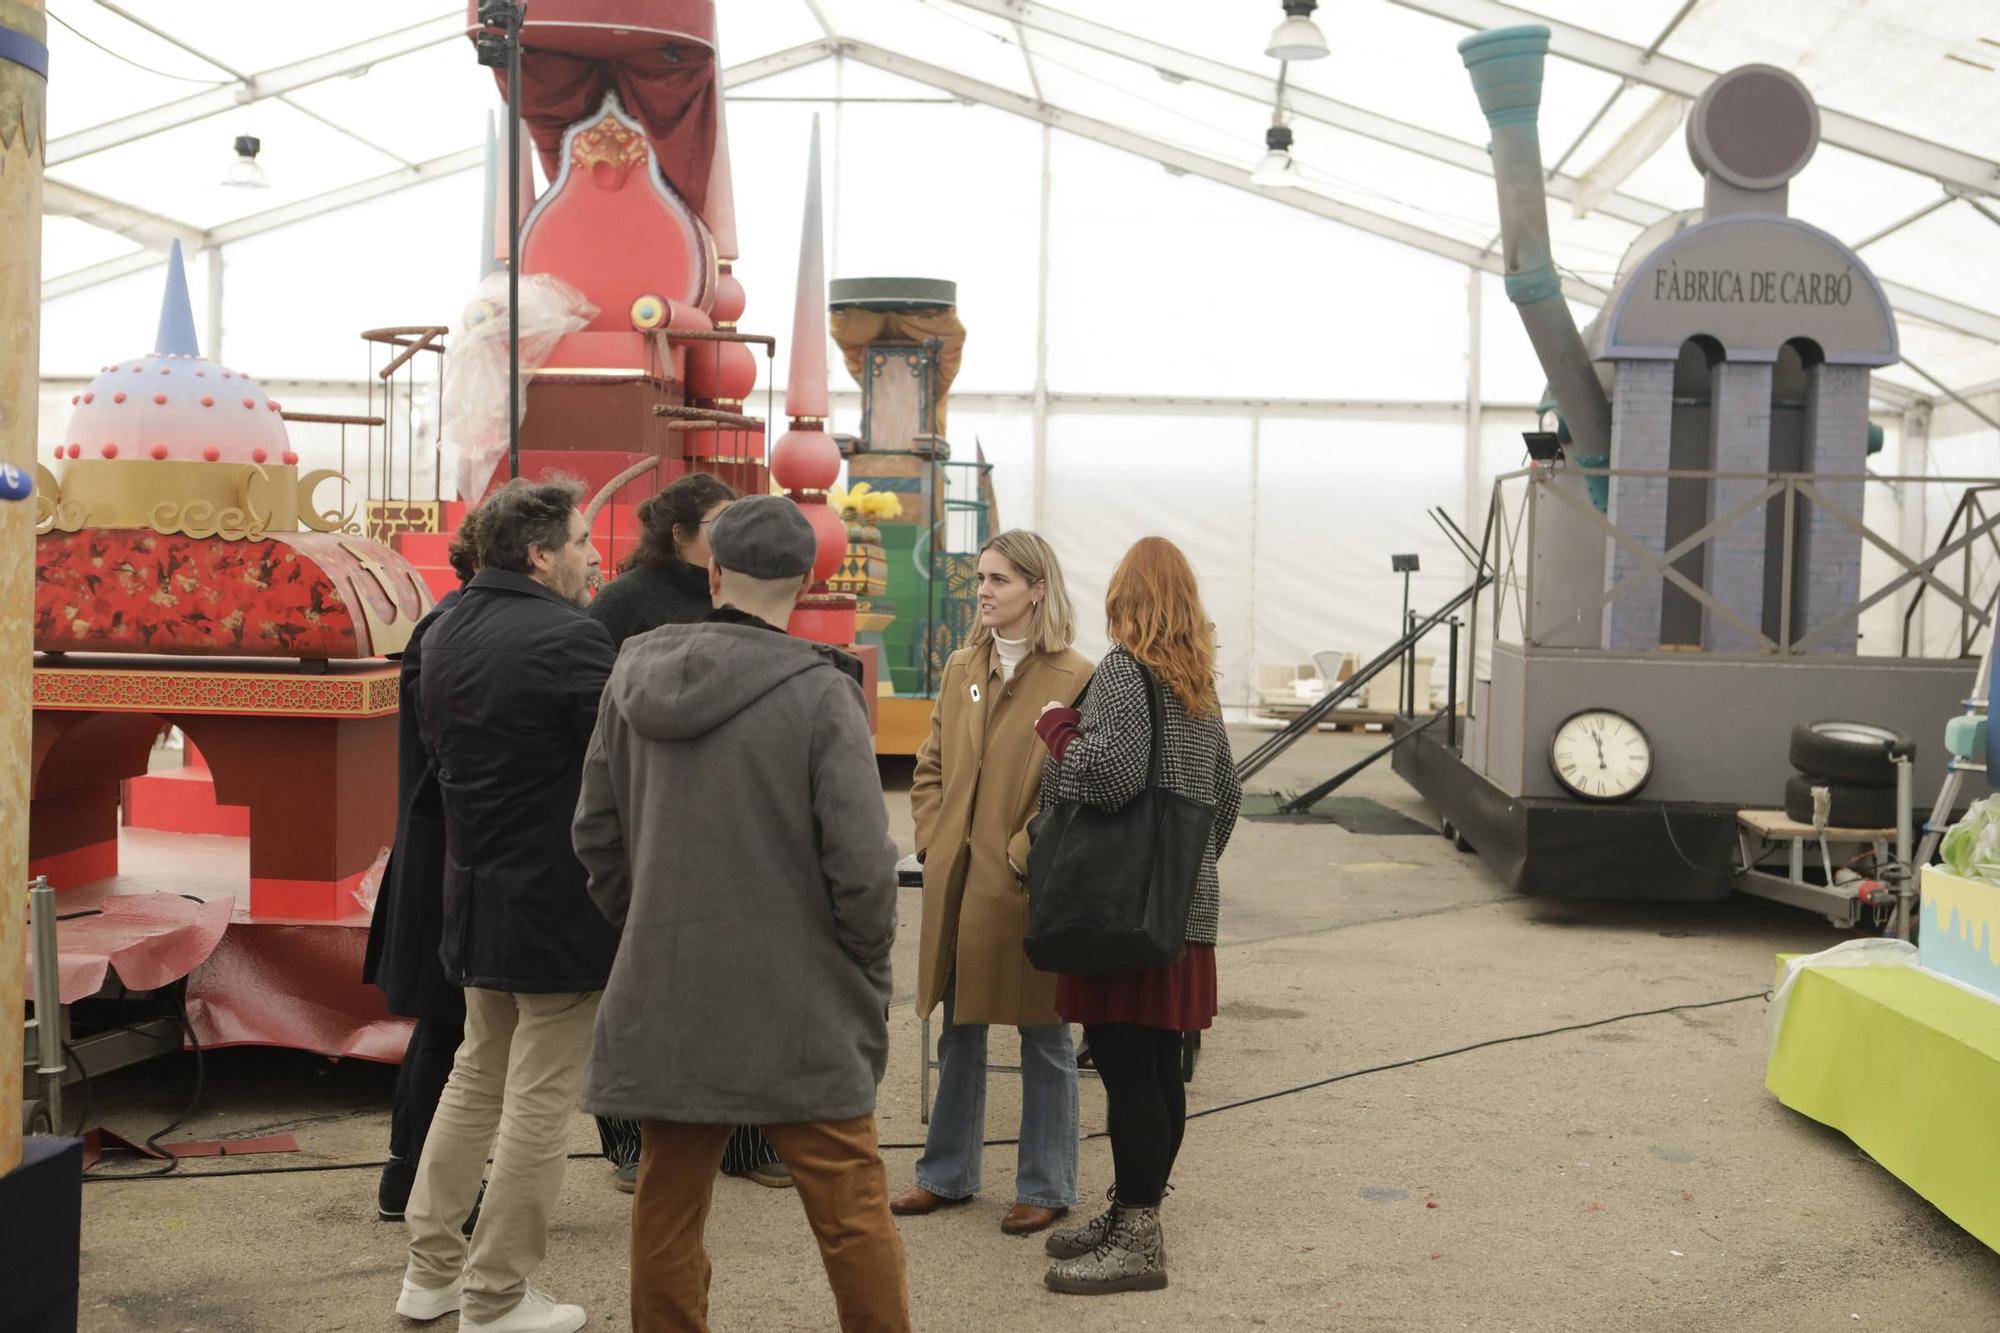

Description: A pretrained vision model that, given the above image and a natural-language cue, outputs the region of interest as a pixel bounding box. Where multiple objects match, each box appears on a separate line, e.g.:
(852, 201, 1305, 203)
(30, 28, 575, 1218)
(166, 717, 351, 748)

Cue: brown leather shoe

(890, 1186, 970, 1216)
(1001, 1203, 1069, 1236)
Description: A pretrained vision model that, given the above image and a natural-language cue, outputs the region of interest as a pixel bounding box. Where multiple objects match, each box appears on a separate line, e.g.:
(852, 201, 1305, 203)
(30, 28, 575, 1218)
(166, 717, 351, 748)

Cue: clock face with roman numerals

(1549, 709, 1653, 802)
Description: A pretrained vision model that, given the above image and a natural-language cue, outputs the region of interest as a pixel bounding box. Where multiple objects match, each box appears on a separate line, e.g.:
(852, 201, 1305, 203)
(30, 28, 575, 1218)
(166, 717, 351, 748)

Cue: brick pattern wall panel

(1798, 364, 1870, 654)
(1605, 360, 1676, 650)
(1708, 361, 1774, 653)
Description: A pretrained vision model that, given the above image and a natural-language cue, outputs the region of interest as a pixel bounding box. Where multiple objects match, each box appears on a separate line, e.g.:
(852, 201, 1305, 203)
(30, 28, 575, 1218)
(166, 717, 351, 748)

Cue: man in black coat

(395, 477, 615, 1333)
(364, 507, 484, 1226)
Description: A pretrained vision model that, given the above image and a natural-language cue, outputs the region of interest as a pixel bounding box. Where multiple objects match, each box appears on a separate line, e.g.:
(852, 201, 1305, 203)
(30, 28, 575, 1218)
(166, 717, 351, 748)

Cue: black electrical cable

(81, 990, 1768, 1182)
(1658, 805, 1742, 878)
(83, 987, 206, 1180)
(60, 1039, 93, 1140)
(46, 10, 231, 84)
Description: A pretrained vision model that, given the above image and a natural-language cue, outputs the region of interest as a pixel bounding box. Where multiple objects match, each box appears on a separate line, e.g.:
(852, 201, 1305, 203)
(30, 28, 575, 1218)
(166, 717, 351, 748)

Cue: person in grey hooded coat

(572, 495, 909, 1333)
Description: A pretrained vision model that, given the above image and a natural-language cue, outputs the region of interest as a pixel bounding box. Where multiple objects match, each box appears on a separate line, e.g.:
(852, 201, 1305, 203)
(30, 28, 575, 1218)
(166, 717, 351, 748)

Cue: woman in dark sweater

(584, 473, 799, 1193)
(587, 471, 736, 649)
(1032, 536, 1241, 1296)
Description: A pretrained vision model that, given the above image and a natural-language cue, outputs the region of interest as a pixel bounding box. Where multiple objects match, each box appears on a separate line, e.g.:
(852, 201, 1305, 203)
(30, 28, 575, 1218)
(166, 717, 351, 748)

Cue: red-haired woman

(1032, 536, 1241, 1296)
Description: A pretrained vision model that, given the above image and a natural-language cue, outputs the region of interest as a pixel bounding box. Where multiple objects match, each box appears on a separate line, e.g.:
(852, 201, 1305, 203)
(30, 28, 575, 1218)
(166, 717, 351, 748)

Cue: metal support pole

(1892, 750, 1916, 940)
(1447, 617, 1460, 749)
(1405, 610, 1418, 717)
(30, 877, 64, 1133)
(498, 2, 526, 480)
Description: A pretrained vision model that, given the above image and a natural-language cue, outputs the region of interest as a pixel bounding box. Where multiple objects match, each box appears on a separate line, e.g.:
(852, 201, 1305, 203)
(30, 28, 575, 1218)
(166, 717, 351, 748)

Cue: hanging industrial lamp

(1251, 123, 1299, 186)
(1266, 0, 1330, 62)
(222, 134, 269, 189)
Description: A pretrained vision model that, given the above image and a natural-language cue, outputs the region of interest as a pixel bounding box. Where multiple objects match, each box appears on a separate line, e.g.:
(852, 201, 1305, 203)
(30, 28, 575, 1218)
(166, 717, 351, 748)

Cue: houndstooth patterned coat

(1039, 646, 1242, 945)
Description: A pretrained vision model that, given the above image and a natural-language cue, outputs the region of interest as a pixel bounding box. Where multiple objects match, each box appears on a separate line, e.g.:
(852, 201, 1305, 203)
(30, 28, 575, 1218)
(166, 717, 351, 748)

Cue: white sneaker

(461, 1287, 588, 1333)
(395, 1272, 463, 1322)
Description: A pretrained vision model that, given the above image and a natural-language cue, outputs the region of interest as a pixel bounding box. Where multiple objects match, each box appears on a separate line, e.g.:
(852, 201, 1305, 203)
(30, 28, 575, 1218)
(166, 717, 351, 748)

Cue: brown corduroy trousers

(630, 1114, 910, 1333)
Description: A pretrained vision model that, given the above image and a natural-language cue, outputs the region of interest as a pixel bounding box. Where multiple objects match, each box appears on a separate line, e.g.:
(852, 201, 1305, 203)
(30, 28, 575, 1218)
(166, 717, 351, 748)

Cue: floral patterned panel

(36, 530, 366, 658)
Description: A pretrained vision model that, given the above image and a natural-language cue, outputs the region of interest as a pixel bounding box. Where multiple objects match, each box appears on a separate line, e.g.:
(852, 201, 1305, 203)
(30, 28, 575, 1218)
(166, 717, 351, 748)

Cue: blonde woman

(894, 530, 1091, 1236)
(1033, 536, 1241, 1295)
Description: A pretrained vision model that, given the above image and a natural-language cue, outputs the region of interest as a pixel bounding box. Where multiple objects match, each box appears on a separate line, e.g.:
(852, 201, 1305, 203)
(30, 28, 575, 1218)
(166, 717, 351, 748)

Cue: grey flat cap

(709, 494, 817, 579)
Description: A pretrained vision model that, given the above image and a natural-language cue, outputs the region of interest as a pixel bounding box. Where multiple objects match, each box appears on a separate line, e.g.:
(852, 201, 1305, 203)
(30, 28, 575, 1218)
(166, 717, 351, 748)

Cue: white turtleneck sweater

(995, 633, 1029, 683)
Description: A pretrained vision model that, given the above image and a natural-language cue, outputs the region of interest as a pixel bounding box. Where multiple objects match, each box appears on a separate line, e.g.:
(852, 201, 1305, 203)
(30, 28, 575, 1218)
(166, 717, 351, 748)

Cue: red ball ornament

(111, 392, 125, 404)
(150, 444, 168, 460)
(685, 339, 757, 402)
(83, 392, 94, 404)
(242, 397, 255, 409)
(770, 427, 840, 491)
(801, 500, 849, 583)
(251, 448, 267, 463)
(282, 450, 299, 465)
(69, 394, 78, 405)
(710, 268, 747, 326)
(101, 443, 118, 458)
(201, 395, 214, 407)
(153, 392, 168, 405)
(202, 445, 220, 462)
(67, 443, 81, 458)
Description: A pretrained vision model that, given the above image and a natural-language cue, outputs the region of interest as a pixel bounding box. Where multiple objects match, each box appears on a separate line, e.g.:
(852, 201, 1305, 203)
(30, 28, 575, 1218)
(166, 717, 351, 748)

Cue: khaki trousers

(406, 987, 601, 1323)
(631, 1115, 910, 1333)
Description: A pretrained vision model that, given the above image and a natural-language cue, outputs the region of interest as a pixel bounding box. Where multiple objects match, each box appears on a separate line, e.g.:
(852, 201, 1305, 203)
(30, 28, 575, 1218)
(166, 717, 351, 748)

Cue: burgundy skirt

(1057, 945, 1217, 1032)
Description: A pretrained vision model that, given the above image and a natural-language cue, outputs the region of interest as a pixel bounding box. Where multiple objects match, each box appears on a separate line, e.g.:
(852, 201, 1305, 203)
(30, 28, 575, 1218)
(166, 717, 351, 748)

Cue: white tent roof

(37, 0, 2000, 402)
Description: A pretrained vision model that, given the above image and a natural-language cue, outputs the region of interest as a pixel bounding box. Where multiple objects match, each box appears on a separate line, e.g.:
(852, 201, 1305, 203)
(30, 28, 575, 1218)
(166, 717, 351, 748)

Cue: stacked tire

(1783, 721, 1911, 828)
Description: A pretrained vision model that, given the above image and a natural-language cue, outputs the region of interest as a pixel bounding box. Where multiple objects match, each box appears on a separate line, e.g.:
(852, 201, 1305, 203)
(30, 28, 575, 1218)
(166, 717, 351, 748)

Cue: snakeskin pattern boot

(1043, 1204, 1168, 1294)
(1044, 1186, 1119, 1260)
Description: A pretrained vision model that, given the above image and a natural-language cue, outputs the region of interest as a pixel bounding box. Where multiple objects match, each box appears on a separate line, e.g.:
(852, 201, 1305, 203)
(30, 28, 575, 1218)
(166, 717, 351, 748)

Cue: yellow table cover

(1767, 959, 2000, 1252)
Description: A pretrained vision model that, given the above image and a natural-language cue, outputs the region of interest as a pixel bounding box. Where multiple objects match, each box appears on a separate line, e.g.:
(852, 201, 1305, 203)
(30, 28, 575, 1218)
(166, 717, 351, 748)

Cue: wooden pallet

(1253, 706, 1400, 734)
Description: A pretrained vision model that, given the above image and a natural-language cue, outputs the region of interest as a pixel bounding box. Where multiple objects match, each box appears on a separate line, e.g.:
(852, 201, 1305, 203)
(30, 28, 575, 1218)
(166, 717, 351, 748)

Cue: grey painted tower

(1463, 32, 1898, 655)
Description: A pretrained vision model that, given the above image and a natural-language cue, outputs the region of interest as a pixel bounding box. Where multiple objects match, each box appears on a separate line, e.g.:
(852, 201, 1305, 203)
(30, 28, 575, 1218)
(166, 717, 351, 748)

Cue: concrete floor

(68, 728, 2000, 1331)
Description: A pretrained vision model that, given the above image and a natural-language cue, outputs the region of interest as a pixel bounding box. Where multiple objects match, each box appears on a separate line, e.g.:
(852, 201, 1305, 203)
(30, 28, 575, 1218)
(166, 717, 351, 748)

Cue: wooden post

(0, 0, 48, 1174)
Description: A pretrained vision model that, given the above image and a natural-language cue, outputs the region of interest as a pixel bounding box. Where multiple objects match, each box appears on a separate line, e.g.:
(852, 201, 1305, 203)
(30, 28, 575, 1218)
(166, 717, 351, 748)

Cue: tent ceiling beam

(936, 1, 1999, 343)
(1382, 0, 2000, 199)
(1853, 195, 1958, 251)
(43, 179, 202, 253)
(845, 33, 2000, 345)
(1569, 90, 1686, 219)
(90, 0, 415, 168)
(946, 0, 1672, 226)
(46, 11, 467, 166)
(41, 41, 838, 302)
(837, 40, 1605, 304)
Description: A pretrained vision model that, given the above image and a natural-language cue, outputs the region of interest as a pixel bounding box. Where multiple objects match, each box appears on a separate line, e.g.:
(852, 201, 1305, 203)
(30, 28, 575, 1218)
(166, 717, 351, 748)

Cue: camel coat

(912, 642, 1091, 1027)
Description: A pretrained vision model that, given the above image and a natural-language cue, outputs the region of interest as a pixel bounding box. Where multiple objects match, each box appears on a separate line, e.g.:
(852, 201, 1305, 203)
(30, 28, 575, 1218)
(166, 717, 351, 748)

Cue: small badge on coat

(969, 683, 982, 703)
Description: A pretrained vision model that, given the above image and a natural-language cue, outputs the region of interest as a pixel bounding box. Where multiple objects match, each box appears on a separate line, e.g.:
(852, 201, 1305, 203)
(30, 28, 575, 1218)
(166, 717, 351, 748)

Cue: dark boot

(377, 1155, 415, 1222)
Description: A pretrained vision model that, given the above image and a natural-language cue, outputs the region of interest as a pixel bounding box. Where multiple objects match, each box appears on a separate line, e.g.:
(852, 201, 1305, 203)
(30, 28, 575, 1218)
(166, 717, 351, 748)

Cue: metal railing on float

(1479, 464, 1999, 660)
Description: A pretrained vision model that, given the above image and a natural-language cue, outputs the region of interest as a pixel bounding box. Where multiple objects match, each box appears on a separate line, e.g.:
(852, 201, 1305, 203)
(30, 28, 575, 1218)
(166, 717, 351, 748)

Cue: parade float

(20, 0, 890, 1092)
(1393, 28, 1990, 928)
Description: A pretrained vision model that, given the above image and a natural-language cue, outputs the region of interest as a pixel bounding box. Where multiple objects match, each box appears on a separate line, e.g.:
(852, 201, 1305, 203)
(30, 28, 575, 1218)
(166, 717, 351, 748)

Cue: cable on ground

(79, 989, 1769, 1182)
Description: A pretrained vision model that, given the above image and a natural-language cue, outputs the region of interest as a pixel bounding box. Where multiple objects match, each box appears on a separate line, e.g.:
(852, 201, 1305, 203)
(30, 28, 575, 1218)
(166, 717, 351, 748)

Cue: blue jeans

(914, 984, 1079, 1207)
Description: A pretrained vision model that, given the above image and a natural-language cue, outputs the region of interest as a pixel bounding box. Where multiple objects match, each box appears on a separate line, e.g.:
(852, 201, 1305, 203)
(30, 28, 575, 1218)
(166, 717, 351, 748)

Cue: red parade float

(26, 0, 870, 1079)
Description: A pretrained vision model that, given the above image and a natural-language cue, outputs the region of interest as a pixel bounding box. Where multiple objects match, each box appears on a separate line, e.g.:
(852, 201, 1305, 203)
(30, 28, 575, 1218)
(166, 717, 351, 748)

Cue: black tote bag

(1023, 660, 1218, 975)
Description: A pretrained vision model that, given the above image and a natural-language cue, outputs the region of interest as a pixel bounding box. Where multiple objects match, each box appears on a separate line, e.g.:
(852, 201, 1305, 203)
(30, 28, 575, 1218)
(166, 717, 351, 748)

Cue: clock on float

(1549, 708, 1653, 802)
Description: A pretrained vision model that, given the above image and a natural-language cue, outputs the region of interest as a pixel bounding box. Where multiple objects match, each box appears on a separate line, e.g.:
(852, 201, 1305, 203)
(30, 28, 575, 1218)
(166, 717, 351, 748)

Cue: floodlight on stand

(222, 135, 269, 189)
(1522, 430, 1564, 462)
(1266, 0, 1329, 62)
(1251, 123, 1299, 187)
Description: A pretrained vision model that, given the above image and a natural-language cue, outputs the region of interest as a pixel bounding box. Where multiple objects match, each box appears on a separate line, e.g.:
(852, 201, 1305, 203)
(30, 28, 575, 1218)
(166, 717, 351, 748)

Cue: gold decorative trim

(298, 470, 360, 534)
(42, 459, 302, 539)
(34, 664, 402, 718)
